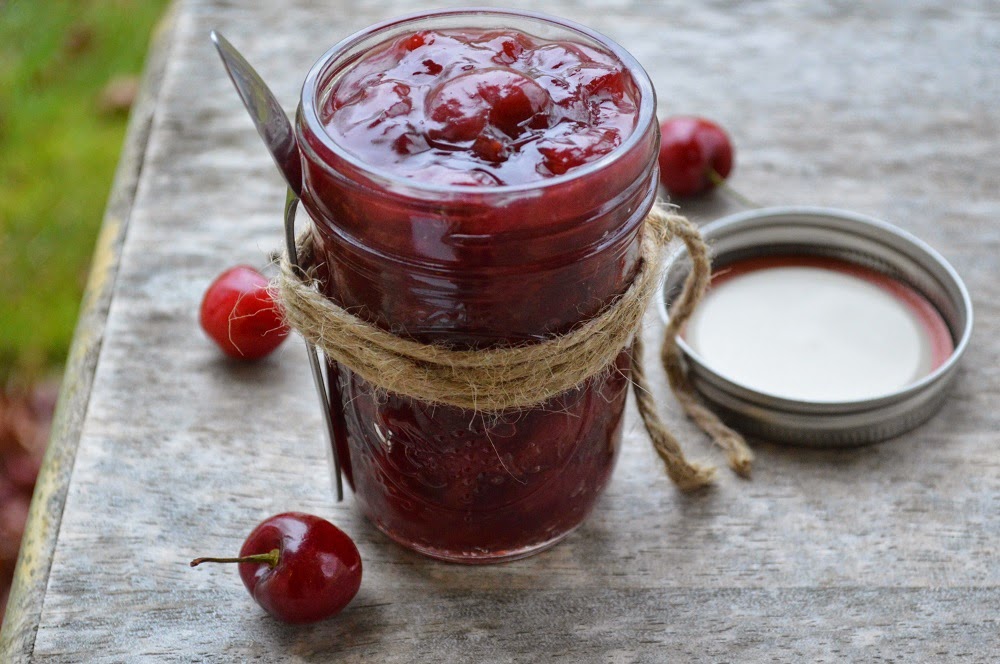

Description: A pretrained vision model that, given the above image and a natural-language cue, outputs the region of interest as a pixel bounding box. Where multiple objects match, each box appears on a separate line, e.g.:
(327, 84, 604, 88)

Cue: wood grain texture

(9, 0, 1000, 661)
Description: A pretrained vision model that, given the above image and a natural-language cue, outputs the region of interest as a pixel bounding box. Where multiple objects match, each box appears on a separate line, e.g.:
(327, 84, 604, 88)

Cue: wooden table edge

(0, 3, 179, 658)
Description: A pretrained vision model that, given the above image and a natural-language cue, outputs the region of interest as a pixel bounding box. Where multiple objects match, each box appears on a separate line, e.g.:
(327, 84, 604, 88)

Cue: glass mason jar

(295, 8, 658, 563)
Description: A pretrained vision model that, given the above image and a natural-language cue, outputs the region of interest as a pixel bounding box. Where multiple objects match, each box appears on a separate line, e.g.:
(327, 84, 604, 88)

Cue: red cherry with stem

(199, 265, 289, 360)
(657, 116, 734, 198)
(190, 512, 362, 624)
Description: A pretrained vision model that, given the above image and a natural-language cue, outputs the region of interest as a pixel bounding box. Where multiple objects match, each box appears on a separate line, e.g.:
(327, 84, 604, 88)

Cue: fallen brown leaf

(98, 75, 140, 115)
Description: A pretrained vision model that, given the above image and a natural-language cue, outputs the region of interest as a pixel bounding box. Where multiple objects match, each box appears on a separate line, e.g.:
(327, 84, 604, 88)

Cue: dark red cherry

(191, 512, 362, 624)
(536, 126, 620, 175)
(199, 265, 289, 360)
(657, 116, 734, 197)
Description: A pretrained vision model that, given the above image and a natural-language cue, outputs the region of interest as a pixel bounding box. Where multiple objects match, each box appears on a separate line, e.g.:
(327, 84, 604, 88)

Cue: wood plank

(24, 588, 1000, 662)
(11, 0, 1000, 660)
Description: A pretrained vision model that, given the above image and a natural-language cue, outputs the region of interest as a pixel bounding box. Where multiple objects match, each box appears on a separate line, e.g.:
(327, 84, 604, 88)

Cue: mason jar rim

(297, 7, 657, 197)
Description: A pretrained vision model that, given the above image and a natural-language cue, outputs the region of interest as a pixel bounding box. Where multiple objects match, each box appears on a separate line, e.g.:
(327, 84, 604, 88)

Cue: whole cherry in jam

(191, 512, 362, 624)
(657, 116, 734, 197)
(426, 68, 552, 143)
(199, 265, 288, 360)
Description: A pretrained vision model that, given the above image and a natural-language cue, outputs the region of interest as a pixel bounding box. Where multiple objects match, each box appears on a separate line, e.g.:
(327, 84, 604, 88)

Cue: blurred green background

(1, 0, 169, 382)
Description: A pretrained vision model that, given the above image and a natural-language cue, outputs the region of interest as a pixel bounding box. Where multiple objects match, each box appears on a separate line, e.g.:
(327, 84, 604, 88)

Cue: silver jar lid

(659, 206, 973, 447)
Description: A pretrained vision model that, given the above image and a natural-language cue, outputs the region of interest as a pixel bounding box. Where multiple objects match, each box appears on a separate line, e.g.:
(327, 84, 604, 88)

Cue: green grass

(0, 0, 169, 379)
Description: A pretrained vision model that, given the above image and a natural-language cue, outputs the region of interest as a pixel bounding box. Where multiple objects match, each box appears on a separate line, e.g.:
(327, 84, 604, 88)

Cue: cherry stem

(707, 168, 760, 209)
(190, 548, 280, 568)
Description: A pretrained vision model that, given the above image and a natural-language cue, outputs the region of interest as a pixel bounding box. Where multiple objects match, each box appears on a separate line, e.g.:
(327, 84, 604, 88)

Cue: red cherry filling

(392, 132, 430, 156)
(484, 32, 533, 65)
(537, 125, 620, 175)
(426, 68, 552, 143)
(333, 81, 413, 132)
(421, 58, 443, 76)
(567, 64, 628, 100)
(472, 131, 509, 163)
(322, 29, 641, 185)
(526, 42, 590, 73)
(401, 31, 433, 52)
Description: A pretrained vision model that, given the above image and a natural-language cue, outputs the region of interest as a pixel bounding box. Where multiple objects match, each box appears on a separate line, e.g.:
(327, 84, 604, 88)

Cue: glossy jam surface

(301, 20, 657, 562)
(320, 29, 639, 186)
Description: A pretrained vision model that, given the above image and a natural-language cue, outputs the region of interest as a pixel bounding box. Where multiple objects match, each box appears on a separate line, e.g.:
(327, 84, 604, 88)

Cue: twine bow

(273, 203, 753, 490)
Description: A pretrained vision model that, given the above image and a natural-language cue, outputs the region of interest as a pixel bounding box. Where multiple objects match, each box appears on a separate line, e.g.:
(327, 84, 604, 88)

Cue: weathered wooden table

(3, 0, 998, 661)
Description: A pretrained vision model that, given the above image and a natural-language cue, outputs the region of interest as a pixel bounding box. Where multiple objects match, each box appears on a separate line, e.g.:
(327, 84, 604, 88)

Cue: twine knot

(273, 203, 753, 490)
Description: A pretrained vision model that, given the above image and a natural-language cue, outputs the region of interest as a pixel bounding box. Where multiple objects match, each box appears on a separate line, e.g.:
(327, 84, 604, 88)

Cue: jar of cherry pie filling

(295, 9, 658, 562)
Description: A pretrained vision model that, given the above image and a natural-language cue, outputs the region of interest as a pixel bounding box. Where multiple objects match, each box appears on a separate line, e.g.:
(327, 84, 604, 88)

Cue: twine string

(273, 203, 753, 490)
(638, 209, 755, 484)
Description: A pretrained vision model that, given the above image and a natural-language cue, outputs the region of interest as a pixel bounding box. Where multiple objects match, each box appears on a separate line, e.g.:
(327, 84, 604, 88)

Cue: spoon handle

(283, 189, 344, 501)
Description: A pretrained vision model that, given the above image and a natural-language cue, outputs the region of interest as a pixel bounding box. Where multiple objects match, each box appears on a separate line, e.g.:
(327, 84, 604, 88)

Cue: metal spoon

(209, 30, 343, 501)
(210, 31, 302, 195)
